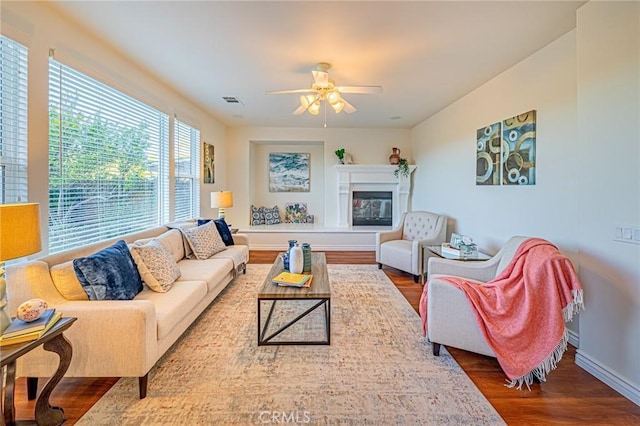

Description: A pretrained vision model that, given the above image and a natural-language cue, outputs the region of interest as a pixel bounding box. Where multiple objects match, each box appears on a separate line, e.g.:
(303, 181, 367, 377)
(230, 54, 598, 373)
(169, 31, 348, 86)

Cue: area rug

(77, 265, 505, 425)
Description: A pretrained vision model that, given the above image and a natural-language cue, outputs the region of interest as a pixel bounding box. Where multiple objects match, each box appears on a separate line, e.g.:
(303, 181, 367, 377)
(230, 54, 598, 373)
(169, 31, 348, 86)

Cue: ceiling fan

(266, 62, 383, 116)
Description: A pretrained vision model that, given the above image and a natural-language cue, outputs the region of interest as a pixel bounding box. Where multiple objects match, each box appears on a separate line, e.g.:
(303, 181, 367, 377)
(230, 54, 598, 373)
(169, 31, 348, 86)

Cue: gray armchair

(425, 236, 528, 356)
(376, 211, 447, 283)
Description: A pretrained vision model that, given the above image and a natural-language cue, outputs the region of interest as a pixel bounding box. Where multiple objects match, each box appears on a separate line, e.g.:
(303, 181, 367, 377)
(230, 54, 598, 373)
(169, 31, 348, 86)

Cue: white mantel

(335, 164, 416, 228)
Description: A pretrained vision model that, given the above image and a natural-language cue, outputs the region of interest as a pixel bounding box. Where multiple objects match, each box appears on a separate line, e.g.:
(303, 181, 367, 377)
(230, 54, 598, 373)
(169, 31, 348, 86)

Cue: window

(0, 36, 28, 204)
(173, 119, 200, 221)
(48, 59, 170, 253)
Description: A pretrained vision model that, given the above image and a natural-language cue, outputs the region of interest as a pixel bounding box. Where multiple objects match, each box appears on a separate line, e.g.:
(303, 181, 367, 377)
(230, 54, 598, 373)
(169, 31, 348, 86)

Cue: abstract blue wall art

(269, 152, 310, 192)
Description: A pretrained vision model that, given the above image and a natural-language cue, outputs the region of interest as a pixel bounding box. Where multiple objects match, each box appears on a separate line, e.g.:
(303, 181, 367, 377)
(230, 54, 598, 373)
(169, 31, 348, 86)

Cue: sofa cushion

(134, 229, 185, 263)
(73, 240, 143, 300)
(50, 261, 89, 301)
(182, 221, 226, 260)
(130, 239, 181, 292)
(177, 258, 233, 293)
(134, 280, 208, 340)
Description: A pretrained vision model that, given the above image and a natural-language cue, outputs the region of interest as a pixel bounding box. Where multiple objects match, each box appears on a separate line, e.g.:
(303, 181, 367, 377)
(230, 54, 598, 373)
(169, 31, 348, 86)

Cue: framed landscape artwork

(269, 152, 310, 192)
(203, 142, 214, 184)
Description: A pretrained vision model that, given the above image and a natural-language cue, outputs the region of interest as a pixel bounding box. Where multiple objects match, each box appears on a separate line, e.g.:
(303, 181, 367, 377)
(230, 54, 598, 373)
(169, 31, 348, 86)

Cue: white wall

(575, 1, 640, 405)
(226, 127, 412, 227)
(412, 30, 579, 256)
(1, 1, 227, 253)
(411, 1, 640, 404)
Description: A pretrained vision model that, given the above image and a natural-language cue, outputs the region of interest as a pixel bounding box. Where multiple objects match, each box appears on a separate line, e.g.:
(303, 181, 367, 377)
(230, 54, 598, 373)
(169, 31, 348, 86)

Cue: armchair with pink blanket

(420, 236, 584, 389)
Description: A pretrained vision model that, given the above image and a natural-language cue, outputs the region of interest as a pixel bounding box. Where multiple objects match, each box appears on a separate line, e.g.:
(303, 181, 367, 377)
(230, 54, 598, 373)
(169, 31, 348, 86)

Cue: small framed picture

(203, 142, 214, 183)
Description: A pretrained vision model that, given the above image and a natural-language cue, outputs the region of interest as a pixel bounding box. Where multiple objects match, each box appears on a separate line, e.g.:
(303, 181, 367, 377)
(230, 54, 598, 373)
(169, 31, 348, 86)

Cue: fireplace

(335, 164, 415, 228)
(352, 191, 393, 226)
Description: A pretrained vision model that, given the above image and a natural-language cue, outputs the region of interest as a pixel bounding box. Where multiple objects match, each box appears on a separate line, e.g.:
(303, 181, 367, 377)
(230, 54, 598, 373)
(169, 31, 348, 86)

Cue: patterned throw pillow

(182, 221, 226, 260)
(130, 239, 181, 292)
(263, 206, 281, 225)
(251, 205, 265, 225)
(197, 218, 234, 246)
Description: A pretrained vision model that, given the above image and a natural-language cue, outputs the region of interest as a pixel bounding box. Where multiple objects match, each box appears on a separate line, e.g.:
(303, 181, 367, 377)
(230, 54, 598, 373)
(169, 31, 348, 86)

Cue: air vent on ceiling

(222, 96, 243, 105)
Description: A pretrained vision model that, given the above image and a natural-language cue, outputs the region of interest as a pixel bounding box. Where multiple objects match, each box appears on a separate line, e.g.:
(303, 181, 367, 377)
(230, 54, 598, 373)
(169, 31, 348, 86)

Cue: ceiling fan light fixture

(326, 91, 341, 104)
(331, 100, 345, 113)
(308, 101, 321, 115)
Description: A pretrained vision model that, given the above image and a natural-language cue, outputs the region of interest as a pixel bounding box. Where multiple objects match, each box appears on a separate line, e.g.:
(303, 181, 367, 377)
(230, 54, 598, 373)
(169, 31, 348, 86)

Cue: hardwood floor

(10, 251, 640, 425)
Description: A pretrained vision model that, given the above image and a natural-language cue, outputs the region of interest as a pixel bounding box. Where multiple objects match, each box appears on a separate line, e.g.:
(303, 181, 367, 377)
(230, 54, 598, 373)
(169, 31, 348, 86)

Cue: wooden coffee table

(257, 252, 331, 346)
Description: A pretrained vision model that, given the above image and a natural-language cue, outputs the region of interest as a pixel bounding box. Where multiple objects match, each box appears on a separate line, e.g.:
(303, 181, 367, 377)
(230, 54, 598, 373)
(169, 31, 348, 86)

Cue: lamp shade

(210, 191, 233, 209)
(0, 203, 42, 261)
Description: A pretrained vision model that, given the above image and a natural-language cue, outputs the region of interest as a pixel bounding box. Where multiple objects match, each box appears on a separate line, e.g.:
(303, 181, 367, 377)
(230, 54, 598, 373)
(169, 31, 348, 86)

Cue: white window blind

(48, 59, 170, 253)
(174, 119, 200, 220)
(0, 36, 28, 204)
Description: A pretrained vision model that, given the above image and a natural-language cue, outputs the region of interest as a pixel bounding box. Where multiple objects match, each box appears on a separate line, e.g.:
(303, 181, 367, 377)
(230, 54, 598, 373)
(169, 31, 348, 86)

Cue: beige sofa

(6, 223, 249, 399)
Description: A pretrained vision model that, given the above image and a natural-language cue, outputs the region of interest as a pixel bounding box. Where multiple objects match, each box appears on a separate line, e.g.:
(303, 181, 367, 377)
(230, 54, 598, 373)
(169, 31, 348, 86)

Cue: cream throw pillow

(51, 261, 89, 300)
(182, 221, 226, 260)
(130, 239, 181, 292)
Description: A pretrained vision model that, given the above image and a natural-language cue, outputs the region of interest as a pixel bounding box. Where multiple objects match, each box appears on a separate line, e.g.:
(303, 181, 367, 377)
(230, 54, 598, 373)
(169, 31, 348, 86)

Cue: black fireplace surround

(352, 191, 392, 226)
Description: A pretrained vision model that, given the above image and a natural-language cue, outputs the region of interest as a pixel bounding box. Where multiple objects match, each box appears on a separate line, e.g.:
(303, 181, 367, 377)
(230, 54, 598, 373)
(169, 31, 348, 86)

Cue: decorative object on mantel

(476, 109, 536, 186)
(334, 148, 345, 164)
(389, 147, 401, 165)
(394, 158, 410, 178)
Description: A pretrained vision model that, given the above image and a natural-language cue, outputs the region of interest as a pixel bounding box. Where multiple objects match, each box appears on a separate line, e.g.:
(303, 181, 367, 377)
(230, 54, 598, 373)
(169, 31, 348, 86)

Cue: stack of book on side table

(272, 271, 313, 288)
(0, 308, 62, 347)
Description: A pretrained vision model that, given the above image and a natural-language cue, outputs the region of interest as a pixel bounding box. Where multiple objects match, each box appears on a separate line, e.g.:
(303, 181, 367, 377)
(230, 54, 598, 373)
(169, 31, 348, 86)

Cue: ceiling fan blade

(312, 70, 329, 86)
(293, 104, 307, 115)
(337, 85, 383, 94)
(342, 99, 357, 114)
(266, 89, 315, 95)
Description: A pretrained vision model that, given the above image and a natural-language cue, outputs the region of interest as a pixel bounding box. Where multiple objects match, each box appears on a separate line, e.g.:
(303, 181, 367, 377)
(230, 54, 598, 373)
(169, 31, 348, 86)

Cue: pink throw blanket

(420, 238, 584, 389)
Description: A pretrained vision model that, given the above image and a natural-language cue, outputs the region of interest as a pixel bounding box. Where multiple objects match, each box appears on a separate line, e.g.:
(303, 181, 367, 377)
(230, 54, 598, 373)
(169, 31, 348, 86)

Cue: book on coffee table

(272, 271, 312, 287)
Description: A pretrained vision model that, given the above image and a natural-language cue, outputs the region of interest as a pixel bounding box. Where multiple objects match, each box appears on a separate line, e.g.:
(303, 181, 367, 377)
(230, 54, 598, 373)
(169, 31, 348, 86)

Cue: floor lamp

(0, 203, 42, 332)
(211, 191, 233, 220)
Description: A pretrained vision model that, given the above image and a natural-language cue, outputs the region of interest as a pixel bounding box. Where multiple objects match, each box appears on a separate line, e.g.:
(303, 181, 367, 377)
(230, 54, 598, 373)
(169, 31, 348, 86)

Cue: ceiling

(47, 1, 585, 129)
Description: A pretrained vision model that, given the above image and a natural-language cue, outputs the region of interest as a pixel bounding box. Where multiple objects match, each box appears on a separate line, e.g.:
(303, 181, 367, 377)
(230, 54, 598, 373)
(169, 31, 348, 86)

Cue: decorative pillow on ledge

(130, 239, 181, 292)
(182, 220, 226, 260)
(263, 206, 281, 225)
(251, 205, 265, 225)
(72, 240, 143, 300)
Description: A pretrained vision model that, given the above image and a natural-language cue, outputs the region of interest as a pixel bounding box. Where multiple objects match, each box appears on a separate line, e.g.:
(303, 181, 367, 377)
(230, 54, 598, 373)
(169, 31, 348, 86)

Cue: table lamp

(0, 203, 42, 333)
(210, 191, 233, 219)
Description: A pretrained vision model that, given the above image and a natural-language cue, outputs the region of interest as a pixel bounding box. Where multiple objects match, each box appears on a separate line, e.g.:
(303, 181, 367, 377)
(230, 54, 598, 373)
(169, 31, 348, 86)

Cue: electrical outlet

(615, 227, 623, 238)
(614, 225, 640, 245)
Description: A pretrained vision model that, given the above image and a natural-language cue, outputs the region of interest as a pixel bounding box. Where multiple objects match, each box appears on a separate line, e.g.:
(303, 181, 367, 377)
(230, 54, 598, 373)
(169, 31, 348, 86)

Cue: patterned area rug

(78, 265, 504, 425)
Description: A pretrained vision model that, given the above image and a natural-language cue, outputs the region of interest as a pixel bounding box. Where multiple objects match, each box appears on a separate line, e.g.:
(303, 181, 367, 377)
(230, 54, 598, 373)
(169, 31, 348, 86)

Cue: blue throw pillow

(197, 218, 234, 246)
(73, 240, 143, 300)
(213, 218, 234, 246)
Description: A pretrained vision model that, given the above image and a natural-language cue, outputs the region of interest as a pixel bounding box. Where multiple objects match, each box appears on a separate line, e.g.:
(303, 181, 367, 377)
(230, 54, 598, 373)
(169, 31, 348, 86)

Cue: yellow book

(272, 271, 311, 287)
(0, 312, 62, 347)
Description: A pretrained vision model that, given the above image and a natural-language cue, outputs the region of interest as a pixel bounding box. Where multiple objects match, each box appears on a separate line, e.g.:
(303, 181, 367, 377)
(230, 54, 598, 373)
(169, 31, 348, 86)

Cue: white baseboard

(567, 329, 579, 347)
(575, 349, 640, 406)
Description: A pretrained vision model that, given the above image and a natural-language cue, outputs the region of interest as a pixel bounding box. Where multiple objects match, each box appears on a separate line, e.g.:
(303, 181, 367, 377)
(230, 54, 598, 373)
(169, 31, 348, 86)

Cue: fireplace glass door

(352, 191, 392, 226)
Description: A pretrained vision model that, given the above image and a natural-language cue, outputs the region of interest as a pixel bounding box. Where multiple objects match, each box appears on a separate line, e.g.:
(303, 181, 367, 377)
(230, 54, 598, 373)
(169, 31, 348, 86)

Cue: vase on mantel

(389, 147, 401, 165)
